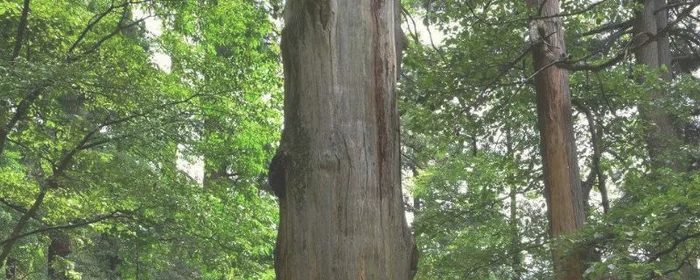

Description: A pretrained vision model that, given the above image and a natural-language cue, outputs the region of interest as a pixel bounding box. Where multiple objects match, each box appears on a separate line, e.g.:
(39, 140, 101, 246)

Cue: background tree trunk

(527, 0, 585, 278)
(635, 0, 698, 278)
(634, 0, 679, 168)
(48, 232, 71, 280)
(5, 258, 17, 280)
(271, 0, 415, 278)
(505, 128, 523, 279)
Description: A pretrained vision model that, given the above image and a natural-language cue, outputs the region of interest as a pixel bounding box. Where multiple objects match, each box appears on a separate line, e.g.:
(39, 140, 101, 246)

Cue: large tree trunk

(527, 0, 585, 278)
(269, 0, 415, 278)
(635, 0, 698, 278)
(634, 0, 680, 168)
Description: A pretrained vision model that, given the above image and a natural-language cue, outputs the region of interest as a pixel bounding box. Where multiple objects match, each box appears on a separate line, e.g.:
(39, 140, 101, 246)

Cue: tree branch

(647, 231, 700, 262)
(0, 87, 44, 158)
(561, 3, 698, 72)
(11, 0, 31, 62)
(401, 6, 421, 44)
(0, 199, 28, 215)
(0, 187, 48, 266)
(68, 14, 156, 62)
(67, 0, 152, 55)
(0, 210, 133, 245)
(581, 20, 633, 37)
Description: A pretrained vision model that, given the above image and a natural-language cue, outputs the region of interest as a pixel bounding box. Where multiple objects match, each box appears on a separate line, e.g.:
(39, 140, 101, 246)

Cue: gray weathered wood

(271, 0, 415, 278)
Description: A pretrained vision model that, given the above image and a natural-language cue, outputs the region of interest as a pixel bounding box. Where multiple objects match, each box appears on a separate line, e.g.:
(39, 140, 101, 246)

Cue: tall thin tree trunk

(527, 0, 585, 278)
(508, 185, 522, 279)
(505, 128, 522, 279)
(270, 0, 415, 278)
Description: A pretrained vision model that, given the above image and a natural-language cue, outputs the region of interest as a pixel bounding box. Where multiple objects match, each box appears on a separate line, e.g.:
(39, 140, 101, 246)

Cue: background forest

(0, 0, 698, 279)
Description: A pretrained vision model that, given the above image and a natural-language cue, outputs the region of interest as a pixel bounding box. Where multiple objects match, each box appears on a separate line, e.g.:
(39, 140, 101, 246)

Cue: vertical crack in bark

(343, 135, 352, 236)
(371, 0, 387, 203)
(275, 1, 413, 277)
(528, 0, 584, 278)
(318, 0, 332, 30)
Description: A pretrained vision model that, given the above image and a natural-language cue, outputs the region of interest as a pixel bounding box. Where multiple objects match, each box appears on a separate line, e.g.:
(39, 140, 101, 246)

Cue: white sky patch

(134, 7, 202, 183)
(176, 144, 204, 185)
(149, 51, 172, 73)
(134, 8, 172, 73)
(133, 7, 163, 38)
(402, 16, 448, 47)
(143, 16, 163, 37)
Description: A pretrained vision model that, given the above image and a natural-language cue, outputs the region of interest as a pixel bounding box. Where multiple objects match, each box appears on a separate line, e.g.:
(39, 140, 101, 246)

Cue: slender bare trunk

(505, 128, 522, 279)
(527, 0, 585, 278)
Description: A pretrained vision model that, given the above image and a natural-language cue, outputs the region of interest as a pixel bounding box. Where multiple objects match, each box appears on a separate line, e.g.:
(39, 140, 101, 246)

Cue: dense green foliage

(400, 0, 700, 278)
(1, 0, 698, 279)
(1, 0, 280, 279)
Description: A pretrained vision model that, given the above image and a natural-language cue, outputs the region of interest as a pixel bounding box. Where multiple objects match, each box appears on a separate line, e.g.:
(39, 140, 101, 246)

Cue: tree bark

(11, 0, 31, 62)
(0, 88, 42, 158)
(635, 0, 698, 277)
(47, 232, 71, 280)
(634, 0, 680, 169)
(271, 0, 415, 278)
(527, 0, 585, 278)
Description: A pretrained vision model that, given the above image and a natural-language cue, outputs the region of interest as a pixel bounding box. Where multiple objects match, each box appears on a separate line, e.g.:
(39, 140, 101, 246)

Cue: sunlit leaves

(1, 0, 281, 279)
